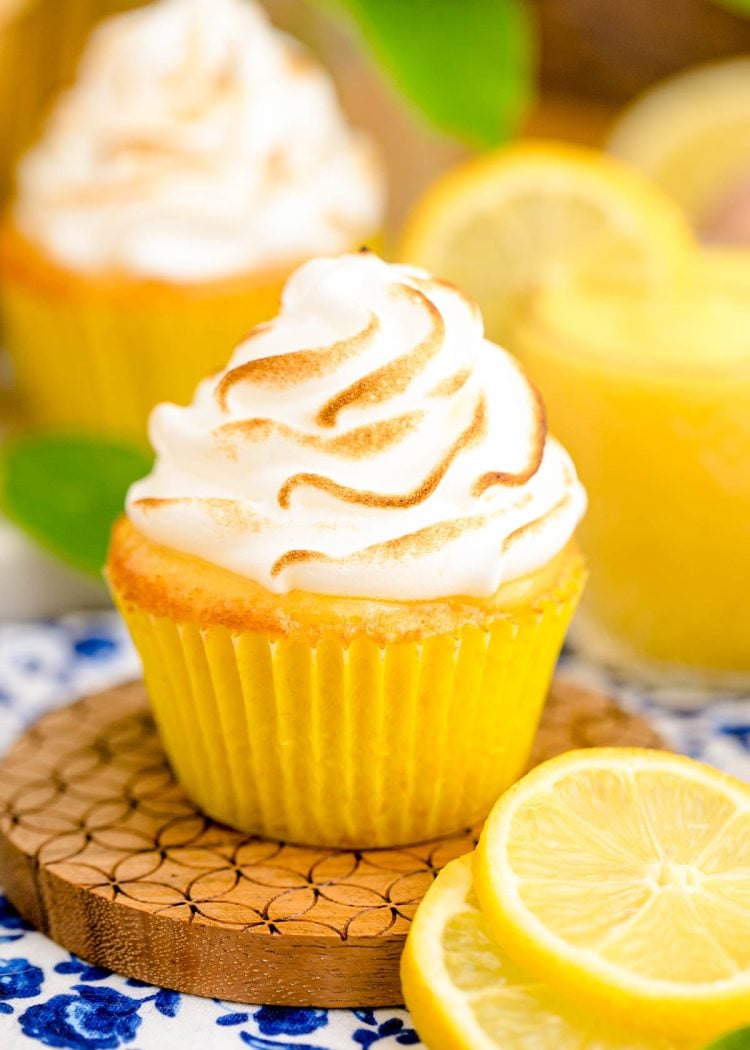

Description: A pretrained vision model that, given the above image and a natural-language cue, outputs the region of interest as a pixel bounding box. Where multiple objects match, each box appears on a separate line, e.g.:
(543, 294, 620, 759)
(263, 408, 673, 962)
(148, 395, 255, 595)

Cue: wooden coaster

(0, 679, 663, 1008)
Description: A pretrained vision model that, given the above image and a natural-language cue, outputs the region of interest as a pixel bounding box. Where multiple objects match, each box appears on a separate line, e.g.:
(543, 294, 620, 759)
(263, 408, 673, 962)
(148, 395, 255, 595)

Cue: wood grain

(0, 678, 663, 1007)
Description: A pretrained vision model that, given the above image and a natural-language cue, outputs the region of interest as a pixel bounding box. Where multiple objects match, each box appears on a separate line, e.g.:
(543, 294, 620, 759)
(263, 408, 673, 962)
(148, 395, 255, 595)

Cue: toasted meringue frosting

(13, 0, 384, 281)
(127, 253, 586, 600)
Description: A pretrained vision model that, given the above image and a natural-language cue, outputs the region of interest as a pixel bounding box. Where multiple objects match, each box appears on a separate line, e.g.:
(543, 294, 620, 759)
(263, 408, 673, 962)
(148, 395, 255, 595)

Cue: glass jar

(511, 251, 750, 686)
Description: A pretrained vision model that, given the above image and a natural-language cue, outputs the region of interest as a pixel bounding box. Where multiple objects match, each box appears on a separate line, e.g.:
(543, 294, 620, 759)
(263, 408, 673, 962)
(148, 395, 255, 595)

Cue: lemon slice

(608, 57, 750, 229)
(474, 749, 750, 1042)
(401, 853, 679, 1050)
(399, 140, 693, 344)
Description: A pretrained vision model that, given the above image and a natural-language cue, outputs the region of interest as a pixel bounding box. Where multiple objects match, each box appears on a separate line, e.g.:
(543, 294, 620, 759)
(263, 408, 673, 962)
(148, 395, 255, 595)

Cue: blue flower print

(352, 1011, 420, 1047)
(253, 1006, 328, 1037)
(0, 956, 44, 1001)
(720, 724, 750, 750)
(0, 896, 33, 943)
(153, 988, 180, 1018)
(55, 956, 112, 983)
(19, 984, 143, 1049)
(226, 1006, 330, 1050)
(216, 1010, 250, 1027)
(73, 636, 117, 660)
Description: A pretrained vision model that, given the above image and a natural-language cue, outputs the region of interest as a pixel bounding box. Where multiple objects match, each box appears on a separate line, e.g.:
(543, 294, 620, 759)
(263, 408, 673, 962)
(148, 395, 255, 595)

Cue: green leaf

(0, 433, 152, 578)
(329, 0, 535, 147)
(711, 0, 750, 15)
(706, 1029, 750, 1050)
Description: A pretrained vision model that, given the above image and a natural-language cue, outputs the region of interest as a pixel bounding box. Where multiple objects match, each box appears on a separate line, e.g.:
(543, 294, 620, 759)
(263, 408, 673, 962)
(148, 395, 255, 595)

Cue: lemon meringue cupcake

(0, 0, 144, 204)
(0, 0, 384, 444)
(107, 252, 587, 848)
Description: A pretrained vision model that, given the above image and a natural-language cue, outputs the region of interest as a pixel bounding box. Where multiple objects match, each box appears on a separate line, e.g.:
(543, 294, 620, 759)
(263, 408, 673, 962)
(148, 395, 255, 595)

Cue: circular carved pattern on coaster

(0, 679, 663, 1007)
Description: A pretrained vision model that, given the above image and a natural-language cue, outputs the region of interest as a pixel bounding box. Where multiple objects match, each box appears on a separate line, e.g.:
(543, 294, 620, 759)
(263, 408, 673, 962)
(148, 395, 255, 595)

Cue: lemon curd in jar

(511, 253, 750, 683)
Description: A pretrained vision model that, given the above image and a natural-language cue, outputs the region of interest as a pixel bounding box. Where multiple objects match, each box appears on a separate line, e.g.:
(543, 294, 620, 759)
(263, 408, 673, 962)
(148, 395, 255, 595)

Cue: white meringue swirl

(127, 253, 586, 600)
(13, 0, 384, 281)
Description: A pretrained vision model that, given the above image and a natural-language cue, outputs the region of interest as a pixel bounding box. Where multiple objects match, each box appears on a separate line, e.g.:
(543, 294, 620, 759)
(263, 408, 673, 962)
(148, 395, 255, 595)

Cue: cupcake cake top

(13, 0, 384, 281)
(127, 253, 586, 601)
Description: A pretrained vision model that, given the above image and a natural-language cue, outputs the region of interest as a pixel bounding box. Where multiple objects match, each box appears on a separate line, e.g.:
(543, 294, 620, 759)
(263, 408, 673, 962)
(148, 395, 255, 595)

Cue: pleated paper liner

(114, 551, 584, 850)
(0, 224, 289, 444)
(0, 678, 664, 1007)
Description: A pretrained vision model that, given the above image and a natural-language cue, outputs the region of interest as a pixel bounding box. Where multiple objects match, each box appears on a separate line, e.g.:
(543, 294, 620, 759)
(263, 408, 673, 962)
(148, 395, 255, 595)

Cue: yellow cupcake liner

(113, 562, 585, 848)
(0, 0, 144, 204)
(1, 263, 285, 444)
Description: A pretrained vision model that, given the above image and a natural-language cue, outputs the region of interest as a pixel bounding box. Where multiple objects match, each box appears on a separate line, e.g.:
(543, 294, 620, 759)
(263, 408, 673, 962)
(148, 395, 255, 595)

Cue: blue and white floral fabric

(0, 613, 748, 1050)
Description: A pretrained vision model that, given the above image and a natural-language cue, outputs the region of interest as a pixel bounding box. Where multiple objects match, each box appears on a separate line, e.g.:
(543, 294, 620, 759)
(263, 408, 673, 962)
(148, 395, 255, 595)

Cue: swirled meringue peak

(13, 0, 384, 281)
(127, 253, 586, 600)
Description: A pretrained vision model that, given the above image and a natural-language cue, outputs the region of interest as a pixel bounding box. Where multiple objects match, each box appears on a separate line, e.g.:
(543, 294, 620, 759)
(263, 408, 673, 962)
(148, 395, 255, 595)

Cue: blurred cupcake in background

(0, 0, 385, 444)
(0, 0, 144, 205)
